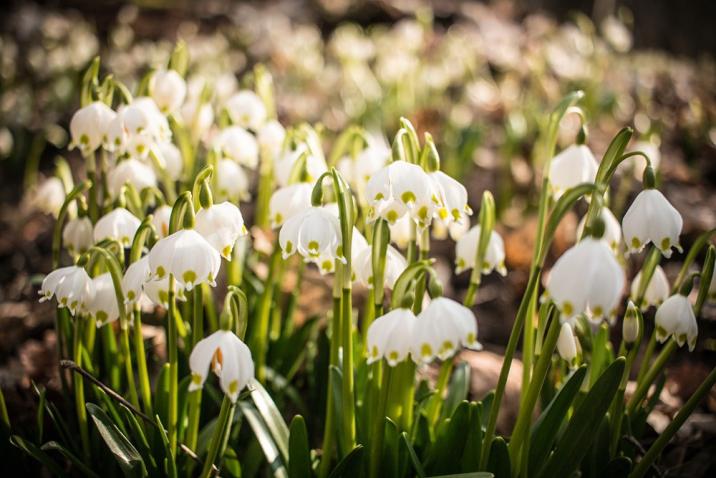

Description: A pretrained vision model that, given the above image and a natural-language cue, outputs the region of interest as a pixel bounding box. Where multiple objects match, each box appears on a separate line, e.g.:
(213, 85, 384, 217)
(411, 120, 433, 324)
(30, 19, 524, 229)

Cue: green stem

(369, 362, 391, 478)
(628, 339, 677, 415)
(426, 359, 452, 425)
(167, 274, 179, 454)
(318, 292, 342, 478)
(253, 244, 282, 383)
(120, 323, 140, 409)
(101, 323, 120, 390)
(73, 319, 90, 460)
(132, 308, 153, 416)
(636, 332, 657, 384)
(86, 153, 98, 223)
(630, 365, 716, 478)
(199, 396, 235, 478)
(192, 287, 203, 349)
(341, 282, 356, 450)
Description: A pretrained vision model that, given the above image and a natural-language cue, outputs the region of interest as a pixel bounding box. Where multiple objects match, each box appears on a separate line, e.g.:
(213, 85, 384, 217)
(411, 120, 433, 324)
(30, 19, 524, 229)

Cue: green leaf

(238, 401, 288, 477)
(120, 405, 158, 474)
(460, 402, 483, 471)
(154, 414, 177, 478)
(537, 358, 625, 478)
(485, 437, 510, 478)
(429, 401, 470, 475)
(10, 435, 68, 477)
(249, 379, 290, 461)
(87, 403, 146, 477)
(583, 417, 610, 478)
(288, 415, 313, 478)
(529, 365, 587, 471)
(427, 473, 494, 478)
(401, 431, 426, 478)
(439, 362, 470, 422)
(327, 445, 365, 478)
(41, 441, 100, 478)
(380, 418, 400, 478)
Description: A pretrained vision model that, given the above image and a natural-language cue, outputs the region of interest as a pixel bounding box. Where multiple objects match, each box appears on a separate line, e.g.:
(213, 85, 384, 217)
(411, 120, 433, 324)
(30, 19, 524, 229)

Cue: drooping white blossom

(269, 183, 314, 228)
(274, 147, 328, 188)
(548, 144, 598, 197)
(87, 273, 120, 326)
(156, 142, 184, 181)
(430, 170, 472, 225)
(576, 208, 622, 252)
(622, 189, 683, 258)
(215, 126, 259, 169)
(366, 308, 417, 366)
(411, 297, 482, 363)
(93, 208, 141, 247)
(150, 69, 187, 114)
(257, 120, 286, 159)
(148, 229, 221, 291)
(279, 206, 344, 264)
(353, 244, 407, 290)
(655, 293, 697, 351)
(630, 265, 670, 310)
(194, 202, 248, 259)
(63, 217, 93, 255)
(152, 205, 172, 239)
(29, 177, 66, 217)
(455, 225, 507, 276)
(70, 101, 116, 154)
(122, 256, 151, 305)
(216, 159, 250, 202)
(225, 90, 267, 131)
(189, 330, 255, 402)
(40, 266, 95, 316)
(107, 158, 157, 198)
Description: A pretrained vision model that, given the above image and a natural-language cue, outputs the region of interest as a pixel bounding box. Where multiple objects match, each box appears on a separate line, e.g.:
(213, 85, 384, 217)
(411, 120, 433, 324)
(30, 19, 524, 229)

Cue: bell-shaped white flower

(181, 99, 214, 141)
(70, 101, 116, 154)
(107, 158, 157, 198)
(216, 159, 250, 202)
(430, 171, 472, 225)
(150, 70, 187, 113)
(557, 322, 578, 362)
(337, 139, 390, 200)
(215, 126, 259, 169)
(156, 142, 183, 181)
(118, 98, 171, 157)
(225, 90, 267, 131)
(194, 202, 248, 259)
(269, 183, 313, 228)
(93, 208, 141, 247)
(655, 294, 697, 351)
(548, 144, 598, 197)
(389, 215, 412, 249)
(274, 147, 328, 188)
(50, 266, 95, 316)
(366, 308, 417, 366)
(411, 297, 482, 363)
(545, 237, 625, 322)
(354, 245, 407, 290)
(576, 208, 622, 252)
(257, 120, 286, 159)
(622, 189, 683, 258)
(148, 229, 221, 290)
(122, 256, 151, 305)
(189, 330, 254, 402)
(455, 225, 507, 276)
(143, 275, 186, 308)
(86, 273, 120, 326)
(63, 217, 93, 255)
(152, 205, 172, 238)
(29, 177, 66, 217)
(279, 207, 343, 263)
(630, 265, 670, 310)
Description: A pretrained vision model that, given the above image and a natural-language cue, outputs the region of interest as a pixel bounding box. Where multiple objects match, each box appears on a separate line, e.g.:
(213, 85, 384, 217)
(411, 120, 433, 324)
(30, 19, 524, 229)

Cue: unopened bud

(557, 322, 577, 364)
(622, 301, 640, 347)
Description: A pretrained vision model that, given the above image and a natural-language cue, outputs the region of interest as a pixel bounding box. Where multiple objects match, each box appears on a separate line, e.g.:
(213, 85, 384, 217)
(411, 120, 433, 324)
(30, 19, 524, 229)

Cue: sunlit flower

(389, 214, 412, 249)
(622, 301, 640, 344)
(93, 208, 141, 247)
(62, 216, 93, 255)
(545, 237, 625, 322)
(455, 225, 507, 275)
(279, 206, 343, 263)
(70, 101, 116, 154)
(630, 265, 669, 310)
(150, 69, 187, 113)
(548, 144, 598, 197)
(367, 308, 416, 366)
(353, 244, 407, 289)
(152, 205, 172, 238)
(411, 297, 482, 363)
(29, 177, 66, 217)
(86, 273, 120, 326)
(216, 159, 250, 202)
(257, 120, 286, 159)
(225, 90, 267, 131)
(269, 183, 313, 228)
(622, 189, 682, 258)
(148, 229, 221, 290)
(39, 266, 75, 303)
(189, 330, 255, 402)
(107, 158, 157, 198)
(156, 142, 183, 181)
(576, 208, 622, 252)
(194, 202, 248, 259)
(122, 256, 150, 305)
(116, 97, 171, 158)
(181, 99, 214, 141)
(557, 322, 577, 362)
(215, 126, 259, 169)
(655, 293, 697, 351)
(430, 171, 472, 225)
(274, 147, 328, 188)
(143, 275, 186, 308)
(337, 139, 390, 199)
(40, 265, 95, 316)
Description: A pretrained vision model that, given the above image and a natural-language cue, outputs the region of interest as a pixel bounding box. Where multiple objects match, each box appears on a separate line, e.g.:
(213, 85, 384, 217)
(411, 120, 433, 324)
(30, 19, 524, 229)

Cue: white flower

(269, 183, 313, 228)
(107, 158, 157, 198)
(225, 90, 267, 131)
(215, 126, 259, 169)
(337, 140, 390, 199)
(274, 147, 328, 188)
(122, 256, 151, 305)
(279, 207, 343, 263)
(455, 225, 507, 276)
(62, 217, 93, 254)
(576, 208, 622, 252)
(194, 202, 248, 259)
(45, 266, 95, 316)
(143, 275, 186, 308)
(86, 273, 120, 326)
(354, 244, 407, 289)
(630, 265, 670, 310)
(655, 294, 697, 351)
(93, 208, 141, 247)
(189, 330, 254, 402)
(29, 177, 66, 217)
(181, 100, 214, 141)
(545, 237, 625, 322)
(117, 98, 171, 157)
(257, 120, 286, 158)
(156, 142, 183, 181)
(557, 322, 577, 362)
(388, 215, 412, 249)
(411, 297, 482, 363)
(216, 159, 250, 202)
(152, 205, 172, 238)
(548, 144, 598, 197)
(622, 189, 683, 258)
(70, 101, 116, 154)
(148, 229, 221, 290)
(366, 308, 417, 366)
(150, 70, 187, 113)
(430, 171, 472, 225)
(623, 302, 640, 344)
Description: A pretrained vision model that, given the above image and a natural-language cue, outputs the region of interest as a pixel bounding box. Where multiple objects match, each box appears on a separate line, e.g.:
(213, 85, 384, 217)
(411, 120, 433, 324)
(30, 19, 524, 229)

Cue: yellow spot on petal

(156, 266, 166, 278)
(417, 206, 428, 220)
(631, 237, 642, 249)
(229, 380, 239, 395)
(592, 306, 603, 317)
(183, 270, 197, 285)
(466, 332, 476, 344)
(660, 238, 671, 251)
(421, 343, 432, 358)
(386, 210, 398, 223)
(191, 374, 202, 385)
(371, 346, 379, 358)
(388, 351, 399, 362)
(562, 301, 574, 316)
(308, 240, 319, 253)
(401, 191, 416, 205)
(222, 245, 233, 258)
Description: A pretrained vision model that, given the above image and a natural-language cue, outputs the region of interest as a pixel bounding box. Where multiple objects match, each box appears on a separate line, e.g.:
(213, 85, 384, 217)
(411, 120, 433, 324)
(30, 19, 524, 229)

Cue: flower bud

(557, 322, 577, 363)
(622, 301, 640, 346)
(150, 70, 187, 114)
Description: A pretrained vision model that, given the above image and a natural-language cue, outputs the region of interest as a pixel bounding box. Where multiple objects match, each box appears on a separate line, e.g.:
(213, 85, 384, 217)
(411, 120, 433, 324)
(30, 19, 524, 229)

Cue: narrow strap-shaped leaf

(87, 403, 147, 478)
(460, 402, 483, 471)
(154, 414, 177, 478)
(41, 441, 101, 478)
(537, 358, 625, 478)
(250, 380, 291, 462)
(380, 418, 400, 478)
(485, 437, 510, 478)
(288, 415, 313, 478)
(401, 431, 426, 478)
(10, 435, 68, 477)
(439, 362, 470, 422)
(528, 365, 587, 471)
(327, 445, 365, 478)
(238, 401, 289, 477)
(429, 401, 470, 475)
(426, 473, 494, 478)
